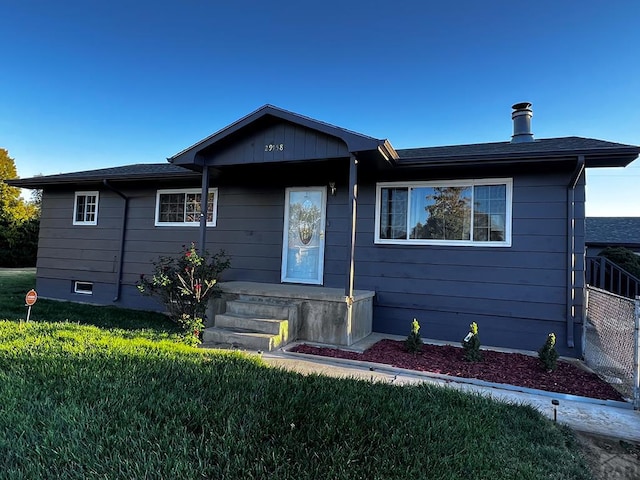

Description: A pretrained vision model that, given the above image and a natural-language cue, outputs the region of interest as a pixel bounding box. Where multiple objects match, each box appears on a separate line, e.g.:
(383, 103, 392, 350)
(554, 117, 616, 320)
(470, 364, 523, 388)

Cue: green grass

(0, 270, 593, 479)
(0, 268, 181, 337)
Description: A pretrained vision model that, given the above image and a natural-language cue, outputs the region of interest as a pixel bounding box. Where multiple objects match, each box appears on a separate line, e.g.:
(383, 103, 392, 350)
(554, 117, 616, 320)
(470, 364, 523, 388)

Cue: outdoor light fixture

(329, 182, 336, 196)
(551, 399, 560, 422)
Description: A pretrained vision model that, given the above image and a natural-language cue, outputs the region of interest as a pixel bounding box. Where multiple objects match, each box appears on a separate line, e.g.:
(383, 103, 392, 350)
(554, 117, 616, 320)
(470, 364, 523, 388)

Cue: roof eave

(376, 139, 400, 166)
(6, 171, 200, 189)
(397, 149, 640, 168)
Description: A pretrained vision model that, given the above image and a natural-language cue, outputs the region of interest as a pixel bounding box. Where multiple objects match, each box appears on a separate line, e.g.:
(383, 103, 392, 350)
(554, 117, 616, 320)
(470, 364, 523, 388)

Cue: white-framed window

(74, 281, 93, 295)
(375, 178, 512, 247)
(73, 191, 99, 225)
(155, 188, 218, 227)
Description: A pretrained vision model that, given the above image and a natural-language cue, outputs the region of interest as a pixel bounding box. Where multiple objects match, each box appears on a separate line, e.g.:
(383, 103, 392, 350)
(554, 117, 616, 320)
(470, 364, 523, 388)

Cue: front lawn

(0, 270, 592, 479)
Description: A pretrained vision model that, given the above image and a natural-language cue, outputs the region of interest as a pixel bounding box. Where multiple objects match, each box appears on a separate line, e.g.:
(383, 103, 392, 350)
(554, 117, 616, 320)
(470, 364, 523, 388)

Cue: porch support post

(345, 154, 358, 345)
(345, 155, 358, 298)
(199, 166, 210, 255)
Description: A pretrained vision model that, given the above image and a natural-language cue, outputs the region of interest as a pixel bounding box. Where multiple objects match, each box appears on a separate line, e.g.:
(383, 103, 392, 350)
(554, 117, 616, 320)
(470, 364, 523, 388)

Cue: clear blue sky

(2, 0, 639, 216)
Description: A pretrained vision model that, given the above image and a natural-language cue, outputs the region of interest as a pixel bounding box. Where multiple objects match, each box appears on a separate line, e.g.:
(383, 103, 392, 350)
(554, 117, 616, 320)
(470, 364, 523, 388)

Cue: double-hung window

(73, 191, 99, 225)
(155, 188, 218, 227)
(375, 178, 512, 246)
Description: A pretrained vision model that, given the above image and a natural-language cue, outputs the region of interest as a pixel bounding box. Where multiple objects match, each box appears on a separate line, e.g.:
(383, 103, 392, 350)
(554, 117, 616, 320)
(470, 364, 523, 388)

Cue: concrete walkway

(253, 334, 640, 443)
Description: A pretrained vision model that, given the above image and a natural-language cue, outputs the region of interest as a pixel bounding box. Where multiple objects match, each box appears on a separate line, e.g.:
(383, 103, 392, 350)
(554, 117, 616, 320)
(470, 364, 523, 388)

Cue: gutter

(396, 147, 639, 169)
(566, 155, 585, 349)
(103, 180, 129, 302)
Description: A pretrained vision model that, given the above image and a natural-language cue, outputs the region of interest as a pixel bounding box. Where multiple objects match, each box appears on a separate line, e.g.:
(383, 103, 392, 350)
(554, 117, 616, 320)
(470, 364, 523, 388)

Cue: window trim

(73, 191, 99, 226)
(154, 188, 218, 227)
(374, 178, 513, 247)
(74, 281, 93, 295)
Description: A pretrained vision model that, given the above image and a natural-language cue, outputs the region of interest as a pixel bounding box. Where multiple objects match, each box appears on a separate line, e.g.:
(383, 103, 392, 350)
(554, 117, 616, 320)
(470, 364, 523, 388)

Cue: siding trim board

(8, 104, 640, 358)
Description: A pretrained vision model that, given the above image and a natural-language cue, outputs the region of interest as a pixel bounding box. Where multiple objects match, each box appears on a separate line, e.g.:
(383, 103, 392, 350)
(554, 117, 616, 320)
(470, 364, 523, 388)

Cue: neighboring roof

(7, 163, 197, 189)
(586, 217, 640, 247)
(397, 137, 640, 168)
(168, 104, 398, 166)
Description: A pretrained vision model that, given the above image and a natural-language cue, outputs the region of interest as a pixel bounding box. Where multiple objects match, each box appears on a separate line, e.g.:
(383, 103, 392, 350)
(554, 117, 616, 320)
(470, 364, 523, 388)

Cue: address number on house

(265, 143, 284, 152)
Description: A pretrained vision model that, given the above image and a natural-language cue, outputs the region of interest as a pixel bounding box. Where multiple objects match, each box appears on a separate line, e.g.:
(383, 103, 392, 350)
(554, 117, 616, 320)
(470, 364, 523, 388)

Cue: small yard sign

(25, 289, 38, 306)
(25, 289, 37, 321)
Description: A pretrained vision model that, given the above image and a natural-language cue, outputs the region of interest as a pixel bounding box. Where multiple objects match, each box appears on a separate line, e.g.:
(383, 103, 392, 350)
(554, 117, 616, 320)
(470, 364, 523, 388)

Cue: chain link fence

(583, 286, 639, 407)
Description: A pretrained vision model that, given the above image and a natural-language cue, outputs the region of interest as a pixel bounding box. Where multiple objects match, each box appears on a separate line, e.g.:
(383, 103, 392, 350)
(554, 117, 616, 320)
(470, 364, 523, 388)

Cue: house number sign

(265, 143, 284, 152)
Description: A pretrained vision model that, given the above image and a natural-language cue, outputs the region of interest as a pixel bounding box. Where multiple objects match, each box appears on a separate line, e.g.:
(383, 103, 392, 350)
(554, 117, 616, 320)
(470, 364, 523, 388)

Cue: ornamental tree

(137, 243, 230, 345)
(462, 321, 482, 362)
(538, 333, 559, 372)
(405, 318, 424, 353)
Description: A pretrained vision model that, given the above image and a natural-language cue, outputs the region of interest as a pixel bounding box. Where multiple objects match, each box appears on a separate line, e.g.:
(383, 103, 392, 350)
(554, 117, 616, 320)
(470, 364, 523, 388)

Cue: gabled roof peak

(169, 104, 396, 166)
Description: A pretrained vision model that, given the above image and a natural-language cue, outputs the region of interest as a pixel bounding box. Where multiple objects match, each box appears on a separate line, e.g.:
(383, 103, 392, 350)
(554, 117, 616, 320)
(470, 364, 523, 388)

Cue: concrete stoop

(202, 299, 293, 352)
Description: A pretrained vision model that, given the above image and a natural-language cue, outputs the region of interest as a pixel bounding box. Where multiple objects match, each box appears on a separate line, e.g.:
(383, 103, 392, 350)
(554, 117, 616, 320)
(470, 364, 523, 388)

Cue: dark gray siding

(34, 163, 585, 356)
(208, 121, 349, 166)
(353, 168, 584, 356)
(36, 189, 124, 303)
(35, 172, 354, 311)
(121, 185, 288, 286)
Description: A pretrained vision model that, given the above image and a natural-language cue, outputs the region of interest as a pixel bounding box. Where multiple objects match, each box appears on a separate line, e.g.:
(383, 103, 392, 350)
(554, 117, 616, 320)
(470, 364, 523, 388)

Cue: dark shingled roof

(396, 136, 640, 167)
(586, 217, 640, 246)
(7, 136, 640, 189)
(7, 163, 198, 188)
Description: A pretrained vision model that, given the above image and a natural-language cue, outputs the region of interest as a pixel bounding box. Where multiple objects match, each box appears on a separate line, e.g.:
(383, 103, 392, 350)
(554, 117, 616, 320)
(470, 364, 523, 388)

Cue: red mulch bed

(289, 339, 626, 402)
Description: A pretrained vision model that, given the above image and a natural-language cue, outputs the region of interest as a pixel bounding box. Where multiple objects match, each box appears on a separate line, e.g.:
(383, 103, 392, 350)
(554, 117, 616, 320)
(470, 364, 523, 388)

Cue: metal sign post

(25, 289, 37, 322)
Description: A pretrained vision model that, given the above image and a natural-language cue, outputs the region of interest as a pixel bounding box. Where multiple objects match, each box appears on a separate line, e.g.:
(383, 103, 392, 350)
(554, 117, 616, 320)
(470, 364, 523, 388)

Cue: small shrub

(0, 218, 39, 267)
(462, 321, 482, 362)
(138, 242, 230, 345)
(405, 318, 423, 353)
(538, 333, 559, 372)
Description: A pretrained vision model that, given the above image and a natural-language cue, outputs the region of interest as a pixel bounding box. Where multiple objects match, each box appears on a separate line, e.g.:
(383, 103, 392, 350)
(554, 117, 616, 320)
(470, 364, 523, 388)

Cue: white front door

(281, 187, 327, 285)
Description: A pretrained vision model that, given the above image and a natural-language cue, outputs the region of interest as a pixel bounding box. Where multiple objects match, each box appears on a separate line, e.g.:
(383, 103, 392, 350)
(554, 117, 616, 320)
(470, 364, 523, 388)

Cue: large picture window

(73, 191, 99, 225)
(375, 179, 512, 246)
(155, 188, 218, 227)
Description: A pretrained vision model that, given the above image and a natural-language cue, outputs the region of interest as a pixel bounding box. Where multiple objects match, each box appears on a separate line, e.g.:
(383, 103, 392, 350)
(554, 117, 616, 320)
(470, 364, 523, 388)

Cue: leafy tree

(599, 246, 640, 279)
(0, 149, 41, 267)
(0, 148, 37, 224)
(0, 218, 40, 267)
(413, 187, 471, 240)
(30, 188, 42, 216)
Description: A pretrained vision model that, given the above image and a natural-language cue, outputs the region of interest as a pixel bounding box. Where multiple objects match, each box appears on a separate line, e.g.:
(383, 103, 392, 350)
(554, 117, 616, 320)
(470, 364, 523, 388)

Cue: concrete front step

(215, 314, 288, 337)
(226, 299, 293, 319)
(207, 298, 297, 352)
(202, 327, 283, 351)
